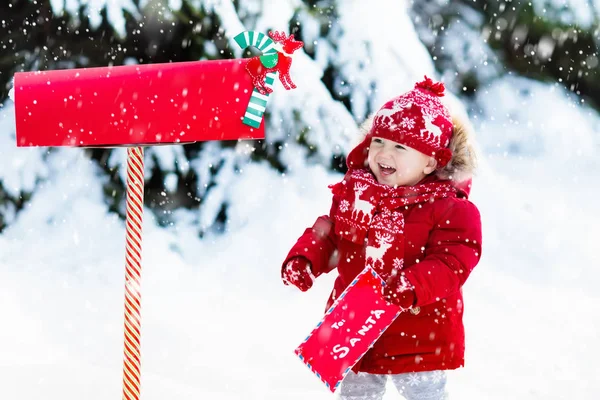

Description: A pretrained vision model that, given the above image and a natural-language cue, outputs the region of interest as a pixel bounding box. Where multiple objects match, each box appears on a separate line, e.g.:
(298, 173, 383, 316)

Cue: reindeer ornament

(243, 31, 304, 95)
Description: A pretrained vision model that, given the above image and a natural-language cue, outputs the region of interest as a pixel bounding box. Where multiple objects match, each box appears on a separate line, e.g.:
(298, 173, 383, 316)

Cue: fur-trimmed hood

(346, 110, 478, 196)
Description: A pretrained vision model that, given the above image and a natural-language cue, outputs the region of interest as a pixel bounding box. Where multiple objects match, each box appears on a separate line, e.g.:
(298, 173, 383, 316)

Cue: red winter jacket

(283, 174, 482, 375)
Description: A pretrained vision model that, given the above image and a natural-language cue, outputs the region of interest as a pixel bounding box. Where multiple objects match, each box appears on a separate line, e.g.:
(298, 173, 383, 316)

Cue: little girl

(281, 76, 482, 400)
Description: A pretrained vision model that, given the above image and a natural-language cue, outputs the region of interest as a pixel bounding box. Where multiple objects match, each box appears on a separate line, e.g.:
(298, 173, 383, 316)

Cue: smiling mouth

(378, 163, 396, 175)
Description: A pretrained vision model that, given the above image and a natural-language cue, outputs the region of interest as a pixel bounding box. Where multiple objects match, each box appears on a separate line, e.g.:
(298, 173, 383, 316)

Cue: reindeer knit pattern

(329, 169, 456, 281)
(346, 76, 455, 169)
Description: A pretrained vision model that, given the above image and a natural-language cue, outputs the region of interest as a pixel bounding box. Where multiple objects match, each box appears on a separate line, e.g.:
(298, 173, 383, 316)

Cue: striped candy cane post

(234, 31, 278, 128)
(122, 147, 145, 400)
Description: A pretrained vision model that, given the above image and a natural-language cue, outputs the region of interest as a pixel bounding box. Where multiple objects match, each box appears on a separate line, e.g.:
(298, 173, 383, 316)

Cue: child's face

(367, 136, 437, 187)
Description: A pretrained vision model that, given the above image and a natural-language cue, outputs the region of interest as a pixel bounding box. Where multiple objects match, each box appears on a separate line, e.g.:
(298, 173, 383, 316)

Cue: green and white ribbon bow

(234, 31, 278, 128)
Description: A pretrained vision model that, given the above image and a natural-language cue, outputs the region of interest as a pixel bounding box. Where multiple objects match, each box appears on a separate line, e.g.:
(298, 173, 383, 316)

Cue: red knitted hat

(347, 75, 454, 169)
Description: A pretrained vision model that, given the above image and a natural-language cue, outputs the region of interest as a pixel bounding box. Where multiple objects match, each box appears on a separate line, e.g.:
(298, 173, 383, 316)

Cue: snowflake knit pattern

(347, 76, 454, 169)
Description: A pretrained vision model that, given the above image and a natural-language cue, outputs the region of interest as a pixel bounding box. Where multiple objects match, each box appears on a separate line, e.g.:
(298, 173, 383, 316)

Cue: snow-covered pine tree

(410, 0, 599, 158)
(0, 0, 598, 234)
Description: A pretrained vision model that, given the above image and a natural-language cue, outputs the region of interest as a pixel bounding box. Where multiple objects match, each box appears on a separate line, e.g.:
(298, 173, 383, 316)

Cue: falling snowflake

(339, 200, 350, 213)
(400, 116, 415, 129)
(407, 373, 421, 386)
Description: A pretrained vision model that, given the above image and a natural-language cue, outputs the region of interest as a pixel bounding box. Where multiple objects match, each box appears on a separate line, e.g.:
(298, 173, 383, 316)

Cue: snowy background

(1, 0, 600, 399)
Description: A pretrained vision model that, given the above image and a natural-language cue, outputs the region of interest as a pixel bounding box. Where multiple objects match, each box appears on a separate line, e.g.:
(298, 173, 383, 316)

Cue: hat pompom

(415, 75, 445, 97)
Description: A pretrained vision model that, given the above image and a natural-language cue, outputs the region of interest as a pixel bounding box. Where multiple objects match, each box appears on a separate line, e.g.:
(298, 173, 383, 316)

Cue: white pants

(338, 370, 448, 400)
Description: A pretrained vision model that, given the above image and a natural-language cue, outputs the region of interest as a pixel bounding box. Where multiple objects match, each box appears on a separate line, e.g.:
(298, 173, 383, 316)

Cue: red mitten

(382, 272, 416, 310)
(282, 257, 315, 292)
